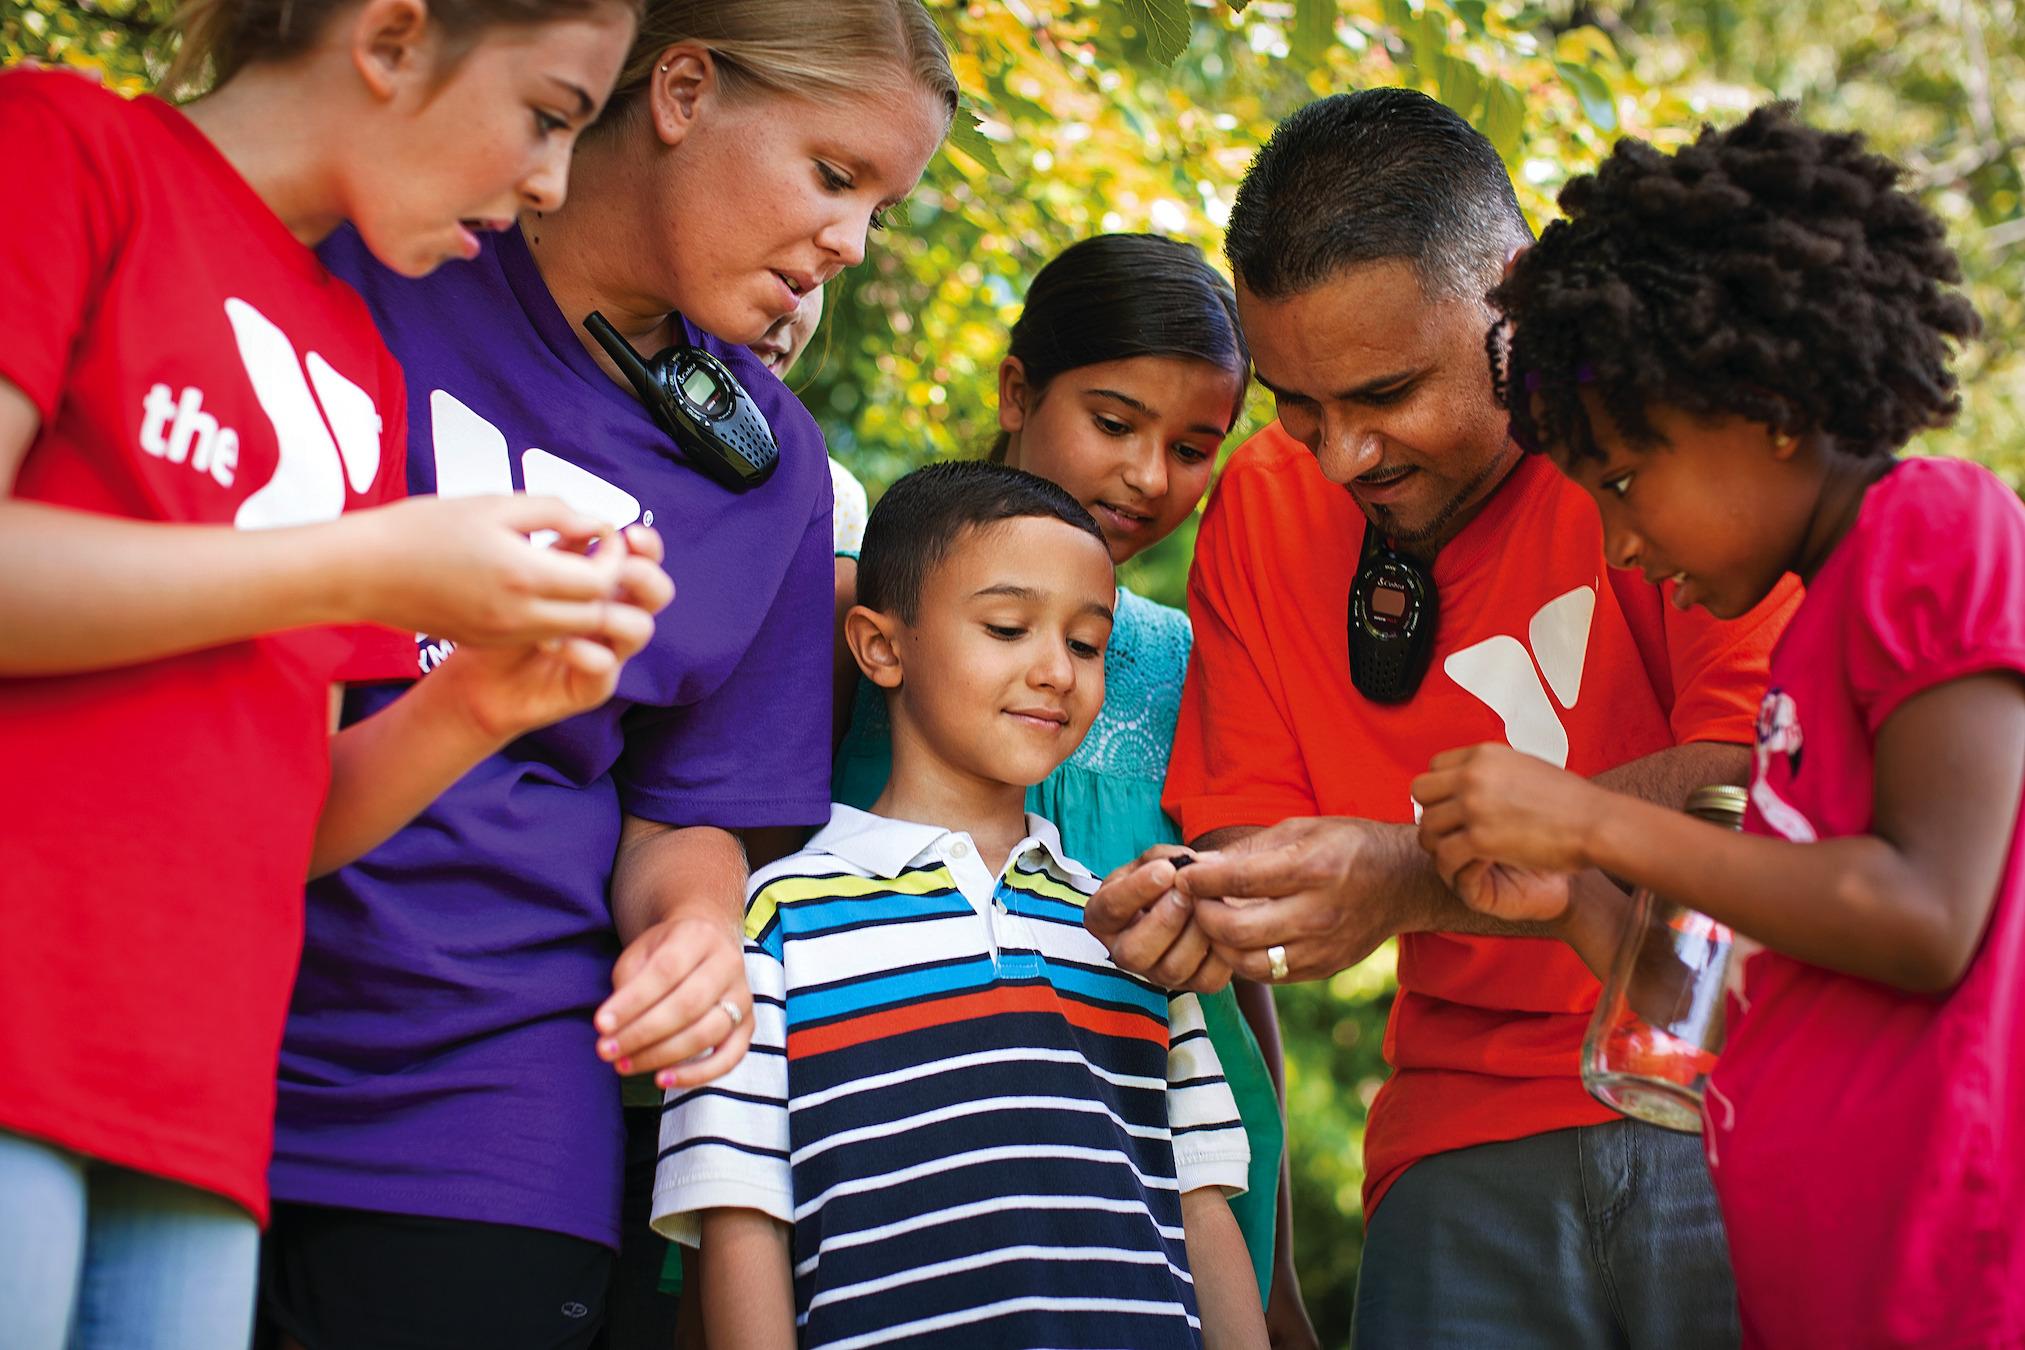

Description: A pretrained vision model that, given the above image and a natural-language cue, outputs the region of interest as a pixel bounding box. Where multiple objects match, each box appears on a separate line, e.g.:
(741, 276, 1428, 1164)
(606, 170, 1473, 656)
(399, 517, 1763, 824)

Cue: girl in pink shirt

(1412, 107, 2025, 1347)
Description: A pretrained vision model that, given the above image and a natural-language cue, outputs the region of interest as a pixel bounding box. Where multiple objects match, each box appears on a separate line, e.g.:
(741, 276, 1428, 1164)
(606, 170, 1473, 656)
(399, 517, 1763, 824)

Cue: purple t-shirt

(270, 225, 833, 1247)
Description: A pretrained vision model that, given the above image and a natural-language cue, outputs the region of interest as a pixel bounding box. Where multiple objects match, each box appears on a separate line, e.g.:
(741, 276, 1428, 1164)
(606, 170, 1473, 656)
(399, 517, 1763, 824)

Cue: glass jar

(1580, 784, 1748, 1133)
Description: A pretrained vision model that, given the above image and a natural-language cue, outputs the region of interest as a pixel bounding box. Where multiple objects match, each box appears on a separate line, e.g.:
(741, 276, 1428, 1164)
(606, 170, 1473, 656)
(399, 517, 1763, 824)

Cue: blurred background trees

(9, 0, 2018, 1339)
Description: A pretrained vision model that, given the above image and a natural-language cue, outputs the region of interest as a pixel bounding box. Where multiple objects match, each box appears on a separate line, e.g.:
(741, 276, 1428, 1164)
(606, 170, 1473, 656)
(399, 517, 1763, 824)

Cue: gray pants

(1352, 1121, 1739, 1350)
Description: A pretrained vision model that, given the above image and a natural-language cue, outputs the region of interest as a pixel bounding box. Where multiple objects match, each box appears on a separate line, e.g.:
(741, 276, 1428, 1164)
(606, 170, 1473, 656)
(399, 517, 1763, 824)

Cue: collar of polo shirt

(808, 805, 1095, 885)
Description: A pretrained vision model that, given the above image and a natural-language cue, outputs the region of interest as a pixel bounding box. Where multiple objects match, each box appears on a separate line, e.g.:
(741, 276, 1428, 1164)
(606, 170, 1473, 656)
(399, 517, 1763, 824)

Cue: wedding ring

(1266, 945, 1289, 982)
(718, 998, 744, 1029)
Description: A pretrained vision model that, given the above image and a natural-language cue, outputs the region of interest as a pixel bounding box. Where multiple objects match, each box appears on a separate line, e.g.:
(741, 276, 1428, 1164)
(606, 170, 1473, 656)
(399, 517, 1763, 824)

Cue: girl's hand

(1410, 744, 1604, 895)
(349, 495, 659, 646)
(432, 525, 672, 742)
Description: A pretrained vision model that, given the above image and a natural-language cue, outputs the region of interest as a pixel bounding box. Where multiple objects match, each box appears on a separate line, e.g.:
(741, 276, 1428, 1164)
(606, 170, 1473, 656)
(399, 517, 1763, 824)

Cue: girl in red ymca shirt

(1414, 108, 2025, 1348)
(0, 1, 669, 1343)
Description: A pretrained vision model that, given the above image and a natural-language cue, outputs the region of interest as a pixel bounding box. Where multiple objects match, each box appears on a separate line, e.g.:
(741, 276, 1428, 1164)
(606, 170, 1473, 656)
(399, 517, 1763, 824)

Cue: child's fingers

(586, 598, 656, 659)
(553, 636, 620, 679)
(494, 494, 610, 546)
(1086, 853, 1190, 936)
(1140, 917, 1227, 994)
(1408, 765, 1457, 809)
(620, 523, 665, 566)
(614, 555, 675, 616)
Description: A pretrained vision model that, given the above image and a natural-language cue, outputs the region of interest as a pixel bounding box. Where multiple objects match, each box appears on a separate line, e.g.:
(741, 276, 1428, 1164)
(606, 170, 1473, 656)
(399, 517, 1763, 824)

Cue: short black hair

(1490, 104, 1982, 464)
(1225, 87, 1531, 302)
(858, 461, 1108, 624)
(992, 234, 1250, 458)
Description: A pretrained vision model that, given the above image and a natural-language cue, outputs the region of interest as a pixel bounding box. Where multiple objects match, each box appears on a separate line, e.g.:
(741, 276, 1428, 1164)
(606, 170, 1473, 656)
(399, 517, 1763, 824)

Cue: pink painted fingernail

(655, 1071, 676, 1089)
(599, 1039, 619, 1058)
(617, 1057, 634, 1074)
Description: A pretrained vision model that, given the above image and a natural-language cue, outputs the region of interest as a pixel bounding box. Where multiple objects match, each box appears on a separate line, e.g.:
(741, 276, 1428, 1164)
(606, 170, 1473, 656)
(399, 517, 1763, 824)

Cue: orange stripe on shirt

(788, 984, 1167, 1059)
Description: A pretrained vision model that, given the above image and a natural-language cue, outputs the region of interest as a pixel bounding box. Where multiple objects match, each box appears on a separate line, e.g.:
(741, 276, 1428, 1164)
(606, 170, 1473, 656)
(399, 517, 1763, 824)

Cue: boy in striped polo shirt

(653, 463, 1263, 1349)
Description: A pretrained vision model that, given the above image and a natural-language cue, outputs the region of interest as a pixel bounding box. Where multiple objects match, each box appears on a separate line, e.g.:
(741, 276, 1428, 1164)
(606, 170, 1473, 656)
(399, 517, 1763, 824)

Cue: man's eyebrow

(1255, 367, 1424, 402)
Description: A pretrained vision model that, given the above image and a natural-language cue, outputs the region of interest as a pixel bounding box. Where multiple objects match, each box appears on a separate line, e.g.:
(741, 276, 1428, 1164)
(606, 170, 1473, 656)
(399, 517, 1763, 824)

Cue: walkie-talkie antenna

(583, 311, 659, 405)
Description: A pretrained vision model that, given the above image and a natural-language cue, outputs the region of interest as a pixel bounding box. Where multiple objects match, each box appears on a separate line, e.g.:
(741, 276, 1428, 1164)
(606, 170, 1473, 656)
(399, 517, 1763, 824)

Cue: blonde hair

(594, 0, 957, 133)
(165, 0, 637, 95)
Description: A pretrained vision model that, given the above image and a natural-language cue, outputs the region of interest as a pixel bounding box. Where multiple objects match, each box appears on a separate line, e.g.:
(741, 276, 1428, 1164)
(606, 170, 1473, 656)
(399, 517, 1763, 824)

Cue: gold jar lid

(1684, 784, 1749, 829)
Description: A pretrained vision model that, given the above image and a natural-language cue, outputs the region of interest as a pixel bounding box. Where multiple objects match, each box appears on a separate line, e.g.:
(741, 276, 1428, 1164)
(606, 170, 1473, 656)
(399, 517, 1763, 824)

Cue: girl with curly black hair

(1411, 106, 2025, 1346)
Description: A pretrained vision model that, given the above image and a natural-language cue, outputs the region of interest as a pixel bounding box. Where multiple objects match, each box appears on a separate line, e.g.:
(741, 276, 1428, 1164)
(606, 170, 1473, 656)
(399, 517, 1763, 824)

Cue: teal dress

(833, 586, 1285, 1300)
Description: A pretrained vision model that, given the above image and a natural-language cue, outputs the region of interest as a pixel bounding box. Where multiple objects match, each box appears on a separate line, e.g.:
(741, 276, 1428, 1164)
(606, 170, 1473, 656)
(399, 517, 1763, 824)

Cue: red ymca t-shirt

(0, 72, 407, 1219)
(1708, 457, 2025, 1348)
(1165, 423, 1798, 1212)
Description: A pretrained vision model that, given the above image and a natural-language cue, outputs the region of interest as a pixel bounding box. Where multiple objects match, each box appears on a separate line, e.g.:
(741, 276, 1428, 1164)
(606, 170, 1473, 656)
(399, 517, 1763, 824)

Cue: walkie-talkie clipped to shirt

(583, 310, 779, 491)
(1347, 526, 1439, 703)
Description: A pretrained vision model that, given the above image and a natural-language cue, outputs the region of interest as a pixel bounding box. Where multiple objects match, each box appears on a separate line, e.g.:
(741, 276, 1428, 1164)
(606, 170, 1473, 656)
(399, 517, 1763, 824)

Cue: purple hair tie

(1522, 363, 1596, 393)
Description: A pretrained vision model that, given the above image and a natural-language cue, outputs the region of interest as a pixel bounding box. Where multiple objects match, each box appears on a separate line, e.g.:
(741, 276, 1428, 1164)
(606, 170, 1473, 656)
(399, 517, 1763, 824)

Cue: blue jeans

(0, 1130, 259, 1350)
(1353, 1120, 1739, 1349)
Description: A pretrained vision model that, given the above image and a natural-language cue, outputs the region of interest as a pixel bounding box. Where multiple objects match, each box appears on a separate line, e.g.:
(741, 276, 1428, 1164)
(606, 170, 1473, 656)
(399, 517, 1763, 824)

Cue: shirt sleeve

(1845, 462, 2025, 733)
(1167, 992, 1250, 1196)
(651, 928, 793, 1245)
(0, 76, 125, 422)
(1611, 567, 1802, 748)
(616, 488, 834, 829)
(1162, 456, 1320, 841)
(829, 456, 868, 560)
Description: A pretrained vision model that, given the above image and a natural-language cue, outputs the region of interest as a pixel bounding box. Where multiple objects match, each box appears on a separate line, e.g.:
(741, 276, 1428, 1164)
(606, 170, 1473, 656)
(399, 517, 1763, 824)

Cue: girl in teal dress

(833, 234, 1288, 1305)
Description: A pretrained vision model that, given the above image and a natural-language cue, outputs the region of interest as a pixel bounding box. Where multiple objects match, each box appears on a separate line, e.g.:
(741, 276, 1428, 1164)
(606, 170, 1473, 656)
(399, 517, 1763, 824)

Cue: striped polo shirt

(653, 805, 1249, 1349)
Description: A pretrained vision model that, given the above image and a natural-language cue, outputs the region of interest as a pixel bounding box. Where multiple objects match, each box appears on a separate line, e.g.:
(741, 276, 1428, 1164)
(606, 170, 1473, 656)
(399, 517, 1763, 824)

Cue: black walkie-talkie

(583, 311, 779, 491)
(1347, 526, 1439, 703)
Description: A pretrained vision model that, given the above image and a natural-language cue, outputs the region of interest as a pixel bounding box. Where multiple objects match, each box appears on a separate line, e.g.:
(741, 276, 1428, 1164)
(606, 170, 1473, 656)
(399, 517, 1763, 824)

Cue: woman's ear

(844, 604, 905, 690)
(997, 356, 1031, 436)
(648, 43, 716, 148)
(349, 0, 432, 101)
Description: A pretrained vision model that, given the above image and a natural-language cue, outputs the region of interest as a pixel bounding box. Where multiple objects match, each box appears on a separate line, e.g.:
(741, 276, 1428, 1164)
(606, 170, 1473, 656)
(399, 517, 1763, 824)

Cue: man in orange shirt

(1087, 90, 1796, 1346)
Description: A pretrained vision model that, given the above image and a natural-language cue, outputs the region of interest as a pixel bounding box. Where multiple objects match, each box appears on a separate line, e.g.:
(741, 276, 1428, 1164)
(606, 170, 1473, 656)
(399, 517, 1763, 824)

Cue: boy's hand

(1411, 744, 1600, 917)
(430, 525, 673, 742)
(349, 495, 657, 645)
(1086, 846, 1230, 993)
(595, 914, 753, 1088)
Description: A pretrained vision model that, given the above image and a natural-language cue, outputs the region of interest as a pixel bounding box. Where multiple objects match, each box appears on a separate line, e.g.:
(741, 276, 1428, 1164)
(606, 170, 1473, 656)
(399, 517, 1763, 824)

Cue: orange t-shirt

(1164, 424, 1799, 1213)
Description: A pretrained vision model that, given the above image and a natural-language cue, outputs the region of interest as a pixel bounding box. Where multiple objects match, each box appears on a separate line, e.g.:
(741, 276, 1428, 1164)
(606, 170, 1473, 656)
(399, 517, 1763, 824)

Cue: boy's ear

(350, 0, 432, 100)
(843, 604, 905, 690)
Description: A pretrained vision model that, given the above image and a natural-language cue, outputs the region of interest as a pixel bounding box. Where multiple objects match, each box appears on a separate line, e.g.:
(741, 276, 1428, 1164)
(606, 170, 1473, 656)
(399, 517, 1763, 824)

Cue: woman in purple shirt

(260, 6, 956, 1348)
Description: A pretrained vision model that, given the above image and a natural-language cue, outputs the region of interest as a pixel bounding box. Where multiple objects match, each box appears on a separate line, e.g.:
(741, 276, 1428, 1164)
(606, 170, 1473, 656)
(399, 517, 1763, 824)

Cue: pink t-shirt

(1707, 456, 2025, 1349)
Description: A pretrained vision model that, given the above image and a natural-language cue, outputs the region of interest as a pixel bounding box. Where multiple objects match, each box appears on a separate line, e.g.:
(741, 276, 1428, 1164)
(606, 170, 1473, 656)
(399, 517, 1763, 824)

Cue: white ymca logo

(140, 298, 384, 526)
(428, 389, 640, 529)
(417, 390, 643, 671)
(1443, 584, 1598, 769)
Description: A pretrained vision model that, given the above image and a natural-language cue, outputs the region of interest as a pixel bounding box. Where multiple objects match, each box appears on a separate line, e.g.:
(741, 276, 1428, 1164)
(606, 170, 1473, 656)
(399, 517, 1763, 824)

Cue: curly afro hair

(1489, 104, 1981, 464)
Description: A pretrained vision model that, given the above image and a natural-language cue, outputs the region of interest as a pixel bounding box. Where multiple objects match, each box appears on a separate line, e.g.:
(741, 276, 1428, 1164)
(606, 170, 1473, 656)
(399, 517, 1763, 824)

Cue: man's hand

(596, 914, 753, 1089)
(1178, 818, 1420, 985)
(1085, 845, 1230, 993)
